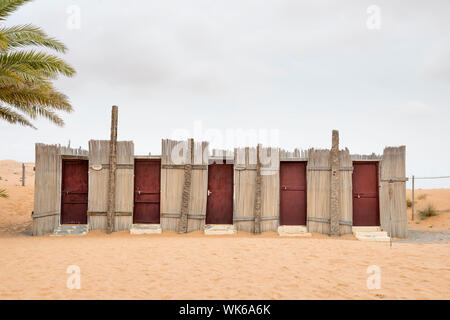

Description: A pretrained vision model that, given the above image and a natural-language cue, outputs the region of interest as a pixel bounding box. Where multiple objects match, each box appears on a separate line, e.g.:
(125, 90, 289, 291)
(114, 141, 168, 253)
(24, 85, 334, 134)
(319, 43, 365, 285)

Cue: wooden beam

(22, 163, 25, 186)
(178, 138, 193, 233)
(330, 130, 340, 237)
(254, 144, 262, 234)
(106, 105, 118, 234)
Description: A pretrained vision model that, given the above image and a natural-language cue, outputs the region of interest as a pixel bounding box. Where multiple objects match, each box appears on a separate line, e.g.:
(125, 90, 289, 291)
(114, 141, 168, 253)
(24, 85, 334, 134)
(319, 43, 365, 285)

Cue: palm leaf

(0, 104, 34, 127)
(0, 0, 33, 22)
(0, 50, 75, 77)
(0, 24, 67, 52)
(0, 0, 75, 128)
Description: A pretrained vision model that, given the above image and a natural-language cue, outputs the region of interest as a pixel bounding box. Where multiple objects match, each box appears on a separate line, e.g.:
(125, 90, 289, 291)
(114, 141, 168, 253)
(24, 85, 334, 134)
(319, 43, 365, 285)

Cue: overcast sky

(1, 0, 449, 188)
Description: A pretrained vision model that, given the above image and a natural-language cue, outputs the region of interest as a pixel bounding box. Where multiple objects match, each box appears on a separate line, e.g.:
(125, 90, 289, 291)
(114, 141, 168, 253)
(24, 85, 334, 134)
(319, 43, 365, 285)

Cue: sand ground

(0, 160, 448, 299)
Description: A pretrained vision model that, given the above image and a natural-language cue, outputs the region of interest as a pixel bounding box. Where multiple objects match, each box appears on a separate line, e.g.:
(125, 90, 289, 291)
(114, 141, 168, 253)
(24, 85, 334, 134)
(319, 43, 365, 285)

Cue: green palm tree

(0, 0, 75, 128)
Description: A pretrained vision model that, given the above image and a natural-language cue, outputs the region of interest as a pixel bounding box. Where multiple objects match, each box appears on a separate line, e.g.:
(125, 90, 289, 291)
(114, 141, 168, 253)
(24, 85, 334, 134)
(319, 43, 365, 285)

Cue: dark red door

(352, 162, 380, 226)
(280, 161, 307, 225)
(61, 159, 88, 224)
(133, 159, 161, 224)
(206, 164, 233, 224)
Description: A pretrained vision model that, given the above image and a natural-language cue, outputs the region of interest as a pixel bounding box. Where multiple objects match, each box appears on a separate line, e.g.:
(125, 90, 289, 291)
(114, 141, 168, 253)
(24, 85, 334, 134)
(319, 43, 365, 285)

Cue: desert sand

(0, 160, 448, 299)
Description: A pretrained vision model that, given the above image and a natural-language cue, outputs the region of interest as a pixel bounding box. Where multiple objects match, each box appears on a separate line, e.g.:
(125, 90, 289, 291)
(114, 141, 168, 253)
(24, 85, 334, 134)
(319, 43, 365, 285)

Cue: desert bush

(419, 203, 438, 220)
(406, 198, 412, 208)
(0, 189, 8, 199)
(417, 194, 428, 200)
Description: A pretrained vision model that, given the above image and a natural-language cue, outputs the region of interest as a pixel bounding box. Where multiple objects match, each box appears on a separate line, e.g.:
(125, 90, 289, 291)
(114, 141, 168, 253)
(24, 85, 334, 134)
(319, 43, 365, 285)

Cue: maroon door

(133, 159, 161, 224)
(60, 159, 88, 224)
(280, 161, 307, 225)
(352, 162, 380, 226)
(206, 164, 234, 224)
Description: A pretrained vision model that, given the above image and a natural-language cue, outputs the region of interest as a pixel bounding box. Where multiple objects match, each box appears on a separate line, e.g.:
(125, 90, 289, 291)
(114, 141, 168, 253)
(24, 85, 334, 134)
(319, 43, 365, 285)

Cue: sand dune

(0, 160, 448, 299)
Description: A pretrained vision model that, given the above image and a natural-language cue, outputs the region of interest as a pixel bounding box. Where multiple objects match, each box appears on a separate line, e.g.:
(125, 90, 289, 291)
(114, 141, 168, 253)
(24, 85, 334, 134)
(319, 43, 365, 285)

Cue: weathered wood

(188, 140, 209, 232)
(339, 148, 353, 234)
(253, 144, 262, 234)
(21, 163, 25, 186)
(88, 140, 134, 231)
(234, 147, 257, 233)
(307, 149, 331, 234)
(106, 106, 118, 234)
(33, 143, 88, 236)
(178, 139, 193, 233)
(379, 146, 408, 238)
(161, 139, 208, 232)
(260, 146, 280, 232)
(330, 130, 340, 236)
(279, 148, 309, 161)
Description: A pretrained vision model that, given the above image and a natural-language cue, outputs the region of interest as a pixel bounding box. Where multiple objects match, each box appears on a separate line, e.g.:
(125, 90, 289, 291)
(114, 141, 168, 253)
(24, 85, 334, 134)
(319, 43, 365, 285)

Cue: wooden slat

(260, 146, 279, 232)
(233, 147, 256, 232)
(307, 148, 331, 234)
(188, 140, 209, 232)
(339, 148, 353, 234)
(88, 140, 134, 231)
(379, 146, 408, 238)
(160, 139, 208, 232)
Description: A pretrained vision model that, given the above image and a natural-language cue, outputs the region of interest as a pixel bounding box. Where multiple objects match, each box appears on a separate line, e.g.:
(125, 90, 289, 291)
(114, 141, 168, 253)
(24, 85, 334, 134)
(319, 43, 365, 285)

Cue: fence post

(22, 163, 25, 186)
(107, 105, 118, 234)
(411, 175, 415, 221)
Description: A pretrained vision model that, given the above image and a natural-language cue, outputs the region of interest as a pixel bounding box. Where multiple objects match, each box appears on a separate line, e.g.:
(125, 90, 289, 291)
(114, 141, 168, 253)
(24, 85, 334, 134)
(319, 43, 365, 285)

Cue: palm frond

(0, 104, 34, 127)
(0, 50, 76, 77)
(0, 0, 75, 128)
(0, 0, 33, 22)
(0, 85, 73, 112)
(0, 24, 67, 52)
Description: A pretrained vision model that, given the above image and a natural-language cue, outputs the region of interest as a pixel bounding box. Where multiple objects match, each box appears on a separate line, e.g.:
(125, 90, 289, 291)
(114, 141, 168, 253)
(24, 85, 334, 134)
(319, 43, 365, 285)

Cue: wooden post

(106, 106, 118, 234)
(411, 175, 415, 221)
(22, 163, 25, 186)
(178, 138, 193, 234)
(330, 130, 340, 237)
(254, 144, 262, 234)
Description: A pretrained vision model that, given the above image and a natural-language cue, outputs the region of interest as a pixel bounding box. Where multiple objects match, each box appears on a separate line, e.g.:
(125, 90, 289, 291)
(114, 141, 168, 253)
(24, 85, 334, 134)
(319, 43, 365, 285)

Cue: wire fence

(410, 175, 450, 221)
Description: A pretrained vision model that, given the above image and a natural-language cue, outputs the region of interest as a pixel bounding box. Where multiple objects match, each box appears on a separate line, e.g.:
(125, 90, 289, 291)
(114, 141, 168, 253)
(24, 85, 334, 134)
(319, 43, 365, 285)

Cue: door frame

(133, 157, 162, 224)
(352, 160, 381, 226)
(206, 162, 234, 225)
(279, 160, 308, 226)
(59, 156, 89, 225)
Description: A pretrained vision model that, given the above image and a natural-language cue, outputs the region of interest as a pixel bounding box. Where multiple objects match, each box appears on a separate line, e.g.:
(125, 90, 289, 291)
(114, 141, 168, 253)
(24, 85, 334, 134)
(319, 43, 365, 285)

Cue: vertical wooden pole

(411, 175, 415, 221)
(22, 163, 25, 186)
(107, 105, 118, 234)
(254, 144, 262, 234)
(330, 130, 340, 237)
(178, 138, 193, 234)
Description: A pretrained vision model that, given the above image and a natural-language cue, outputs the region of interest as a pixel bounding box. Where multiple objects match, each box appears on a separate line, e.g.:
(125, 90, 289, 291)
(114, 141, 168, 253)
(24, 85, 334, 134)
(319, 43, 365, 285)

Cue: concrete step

(204, 224, 236, 235)
(130, 224, 162, 235)
(352, 226, 381, 234)
(278, 225, 312, 237)
(355, 234, 390, 242)
(52, 224, 88, 236)
(355, 231, 388, 237)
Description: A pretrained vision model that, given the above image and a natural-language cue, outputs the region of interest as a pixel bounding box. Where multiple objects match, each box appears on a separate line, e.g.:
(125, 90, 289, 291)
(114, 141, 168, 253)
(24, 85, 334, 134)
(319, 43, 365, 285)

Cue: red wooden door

(206, 164, 233, 224)
(352, 162, 380, 226)
(61, 159, 88, 224)
(280, 161, 307, 225)
(133, 159, 161, 224)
